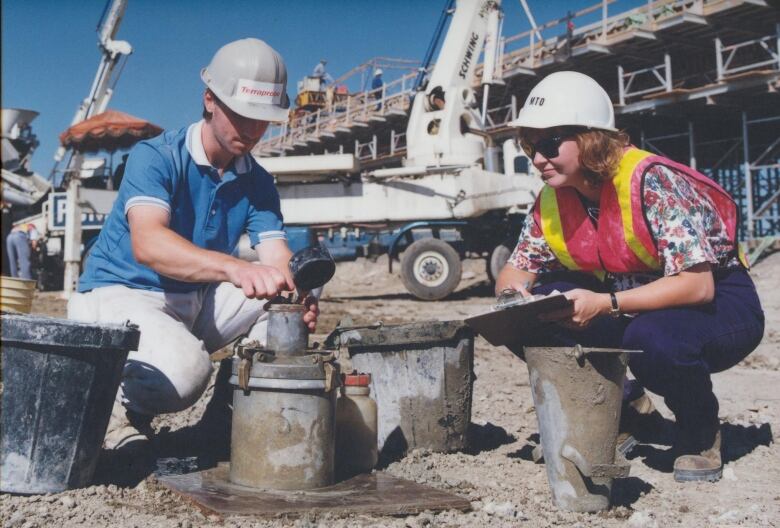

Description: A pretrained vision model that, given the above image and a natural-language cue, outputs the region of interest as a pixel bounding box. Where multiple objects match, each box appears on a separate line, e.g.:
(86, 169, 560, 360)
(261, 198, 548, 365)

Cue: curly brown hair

(574, 128, 631, 186)
(518, 126, 630, 186)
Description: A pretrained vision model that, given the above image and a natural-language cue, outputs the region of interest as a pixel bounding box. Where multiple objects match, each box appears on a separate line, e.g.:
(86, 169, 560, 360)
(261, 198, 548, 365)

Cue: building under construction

(253, 0, 780, 249)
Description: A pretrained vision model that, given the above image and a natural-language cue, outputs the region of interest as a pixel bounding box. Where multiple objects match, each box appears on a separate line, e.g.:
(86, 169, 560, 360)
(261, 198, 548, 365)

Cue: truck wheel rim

(413, 251, 448, 287)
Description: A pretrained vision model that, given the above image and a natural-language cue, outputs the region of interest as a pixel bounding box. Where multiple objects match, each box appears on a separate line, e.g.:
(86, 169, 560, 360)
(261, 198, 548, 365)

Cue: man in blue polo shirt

(68, 38, 318, 450)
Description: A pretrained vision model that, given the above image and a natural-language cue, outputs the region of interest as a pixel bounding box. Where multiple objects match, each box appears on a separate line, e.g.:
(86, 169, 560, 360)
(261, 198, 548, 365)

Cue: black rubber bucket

(0, 312, 140, 494)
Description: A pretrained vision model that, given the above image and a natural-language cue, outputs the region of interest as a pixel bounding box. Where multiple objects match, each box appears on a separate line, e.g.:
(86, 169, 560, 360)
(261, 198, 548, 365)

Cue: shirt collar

(185, 120, 252, 175)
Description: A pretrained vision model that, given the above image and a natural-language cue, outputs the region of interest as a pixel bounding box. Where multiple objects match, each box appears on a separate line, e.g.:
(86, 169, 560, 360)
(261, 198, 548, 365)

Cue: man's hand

(302, 295, 319, 333)
(539, 288, 610, 330)
(225, 259, 294, 299)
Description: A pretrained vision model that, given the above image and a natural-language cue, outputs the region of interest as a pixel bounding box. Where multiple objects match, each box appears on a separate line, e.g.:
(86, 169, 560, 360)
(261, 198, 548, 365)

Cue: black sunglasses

(519, 134, 569, 159)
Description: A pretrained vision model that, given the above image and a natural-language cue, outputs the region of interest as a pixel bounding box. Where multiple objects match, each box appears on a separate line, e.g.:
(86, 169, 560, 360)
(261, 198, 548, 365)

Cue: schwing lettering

(459, 33, 480, 79)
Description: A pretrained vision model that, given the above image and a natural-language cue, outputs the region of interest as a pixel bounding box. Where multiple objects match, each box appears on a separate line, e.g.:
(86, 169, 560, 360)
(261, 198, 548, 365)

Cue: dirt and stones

(2, 253, 779, 527)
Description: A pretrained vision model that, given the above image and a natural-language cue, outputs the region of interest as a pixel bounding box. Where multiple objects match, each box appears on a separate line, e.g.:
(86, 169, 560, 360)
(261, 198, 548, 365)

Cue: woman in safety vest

(496, 71, 764, 483)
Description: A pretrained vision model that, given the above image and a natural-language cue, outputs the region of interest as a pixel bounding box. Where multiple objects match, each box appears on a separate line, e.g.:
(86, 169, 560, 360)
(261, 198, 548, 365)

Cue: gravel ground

(2, 252, 779, 527)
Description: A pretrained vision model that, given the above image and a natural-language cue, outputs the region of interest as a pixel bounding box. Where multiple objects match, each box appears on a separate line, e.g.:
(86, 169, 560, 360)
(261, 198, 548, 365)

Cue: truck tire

(401, 238, 462, 301)
(487, 243, 512, 283)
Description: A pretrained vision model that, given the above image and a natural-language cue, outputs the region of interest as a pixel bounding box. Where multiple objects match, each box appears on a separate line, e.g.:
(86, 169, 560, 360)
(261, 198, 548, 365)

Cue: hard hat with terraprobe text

(510, 71, 616, 131)
(201, 38, 290, 122)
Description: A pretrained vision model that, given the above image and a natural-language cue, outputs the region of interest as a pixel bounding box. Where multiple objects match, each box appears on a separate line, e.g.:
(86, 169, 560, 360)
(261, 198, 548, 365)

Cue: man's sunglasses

(519, 134, 569, 159)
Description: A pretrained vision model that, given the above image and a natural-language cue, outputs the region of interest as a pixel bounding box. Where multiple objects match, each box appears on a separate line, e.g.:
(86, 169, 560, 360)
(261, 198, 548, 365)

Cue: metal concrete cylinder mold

(229, 352, 338, 490)
(524, 345, 632, 512)
(266, 303, 308, 356)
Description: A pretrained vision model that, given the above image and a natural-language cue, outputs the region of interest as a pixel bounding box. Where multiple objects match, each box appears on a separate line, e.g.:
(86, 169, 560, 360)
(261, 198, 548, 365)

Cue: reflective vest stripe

(537, 187, 606, 280)
(539, 186, 581, 271)
(614, 149, 660, 270)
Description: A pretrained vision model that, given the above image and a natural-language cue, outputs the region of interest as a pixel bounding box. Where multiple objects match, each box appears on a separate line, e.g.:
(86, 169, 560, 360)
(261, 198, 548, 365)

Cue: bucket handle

(323, 323, 384, 349)
(561, 444, 630, 479)
(571, 344, 642, 360)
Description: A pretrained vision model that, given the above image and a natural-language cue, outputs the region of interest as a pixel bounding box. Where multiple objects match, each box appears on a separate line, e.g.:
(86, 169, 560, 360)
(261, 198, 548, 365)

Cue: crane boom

(52, 0, 132, 171)
(405, 0, 503, 169)
(59, 0, 132, 297)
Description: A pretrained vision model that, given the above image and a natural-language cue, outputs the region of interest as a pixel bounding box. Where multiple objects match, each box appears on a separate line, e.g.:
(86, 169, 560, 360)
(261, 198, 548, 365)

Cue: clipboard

(464, 293, 572, 346)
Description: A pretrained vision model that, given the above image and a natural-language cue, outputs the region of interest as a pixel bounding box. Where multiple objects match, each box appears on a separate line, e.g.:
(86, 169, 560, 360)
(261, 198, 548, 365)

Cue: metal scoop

(288, 245, 336, 301)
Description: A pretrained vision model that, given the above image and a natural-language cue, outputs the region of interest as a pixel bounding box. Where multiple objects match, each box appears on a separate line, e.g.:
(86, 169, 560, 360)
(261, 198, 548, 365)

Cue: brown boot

(104, 399, 154, 451)
(673, 429, 722, 482)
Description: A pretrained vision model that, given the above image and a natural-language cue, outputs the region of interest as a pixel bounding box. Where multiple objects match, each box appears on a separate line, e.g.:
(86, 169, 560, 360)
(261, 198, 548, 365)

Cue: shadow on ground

(464, 422, 516, 455)
(507, 433, 541, 462)
(92, 416, 231, 489)
(629, 421, 773, 473)
(611, 477, 654, 508)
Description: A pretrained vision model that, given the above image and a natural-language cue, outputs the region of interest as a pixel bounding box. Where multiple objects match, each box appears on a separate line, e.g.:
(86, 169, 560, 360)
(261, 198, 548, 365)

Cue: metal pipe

(665, 53, 672, 92)
(742, 111, 754, 240)
(481, 85, 490, 127)
(715, 37, 724, 81)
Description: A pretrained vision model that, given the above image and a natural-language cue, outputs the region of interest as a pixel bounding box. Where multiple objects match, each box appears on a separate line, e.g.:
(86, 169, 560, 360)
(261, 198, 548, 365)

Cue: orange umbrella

(59, 110, 163, 153)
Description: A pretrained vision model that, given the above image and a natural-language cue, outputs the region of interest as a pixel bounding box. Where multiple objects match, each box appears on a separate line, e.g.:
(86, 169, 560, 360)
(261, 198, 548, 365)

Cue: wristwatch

(609, 292, 621, 318)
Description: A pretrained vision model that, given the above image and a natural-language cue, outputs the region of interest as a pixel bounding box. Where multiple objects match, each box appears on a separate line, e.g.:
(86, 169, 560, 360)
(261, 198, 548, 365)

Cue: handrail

(255, 0, 774, 157)
(255, 69, 419, 153)
(496, 0, 713, 72)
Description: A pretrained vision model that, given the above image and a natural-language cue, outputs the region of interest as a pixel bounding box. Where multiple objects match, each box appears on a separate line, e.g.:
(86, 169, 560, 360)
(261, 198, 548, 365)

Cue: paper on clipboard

(464, 293, 572, 346)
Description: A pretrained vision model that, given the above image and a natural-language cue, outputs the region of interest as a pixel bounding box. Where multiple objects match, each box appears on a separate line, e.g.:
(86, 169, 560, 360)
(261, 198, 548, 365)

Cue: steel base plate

(157, 463, 471, 518)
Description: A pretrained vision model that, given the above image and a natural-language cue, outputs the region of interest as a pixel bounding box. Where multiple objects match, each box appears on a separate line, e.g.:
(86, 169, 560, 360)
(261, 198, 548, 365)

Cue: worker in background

(111, 153, 129, 190)
(371, 68, 384, 110)
(312, 59, 334, 85)
(68, 38, 319, 451)
(6, 223, 39, 279)
(496, 71, 764, 483)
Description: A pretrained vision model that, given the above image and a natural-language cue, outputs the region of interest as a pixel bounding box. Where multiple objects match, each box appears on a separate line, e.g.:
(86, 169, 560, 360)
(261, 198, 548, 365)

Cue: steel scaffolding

(253, 0, 780, 243)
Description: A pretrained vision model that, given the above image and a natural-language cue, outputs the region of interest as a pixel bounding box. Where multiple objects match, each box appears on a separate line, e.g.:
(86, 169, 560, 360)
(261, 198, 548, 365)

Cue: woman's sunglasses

(519, 134, 569, 159)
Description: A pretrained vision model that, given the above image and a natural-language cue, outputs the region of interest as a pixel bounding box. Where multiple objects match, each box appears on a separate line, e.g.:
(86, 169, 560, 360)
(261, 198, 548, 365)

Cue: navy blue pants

(515, 268, 764, 432)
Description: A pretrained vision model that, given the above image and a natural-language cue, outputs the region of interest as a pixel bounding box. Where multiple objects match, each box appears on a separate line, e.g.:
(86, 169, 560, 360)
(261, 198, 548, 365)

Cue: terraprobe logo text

(240, 86, 281, 98)
(235, 79, 284, 104)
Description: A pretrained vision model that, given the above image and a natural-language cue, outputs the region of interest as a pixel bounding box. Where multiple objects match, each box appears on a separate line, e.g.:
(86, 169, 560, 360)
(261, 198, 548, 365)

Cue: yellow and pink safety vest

(532, 147, 747, 276)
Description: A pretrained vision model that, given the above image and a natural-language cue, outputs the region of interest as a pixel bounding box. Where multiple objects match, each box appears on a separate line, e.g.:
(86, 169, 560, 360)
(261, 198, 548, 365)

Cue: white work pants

(68, 283, 267, 416)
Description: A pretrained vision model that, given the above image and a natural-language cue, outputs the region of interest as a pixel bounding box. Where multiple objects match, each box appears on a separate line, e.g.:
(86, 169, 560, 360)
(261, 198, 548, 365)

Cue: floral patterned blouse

(508, 163, 740, 291)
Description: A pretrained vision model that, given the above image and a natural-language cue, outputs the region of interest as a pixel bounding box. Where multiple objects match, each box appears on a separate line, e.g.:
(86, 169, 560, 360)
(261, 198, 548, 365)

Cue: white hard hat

(510, 71, 616, 131)
(374, 68, 383, 76)
(201, 38, 290, 122)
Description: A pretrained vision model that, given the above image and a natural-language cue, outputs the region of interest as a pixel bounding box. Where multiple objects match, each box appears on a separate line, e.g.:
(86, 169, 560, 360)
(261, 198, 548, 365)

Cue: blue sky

(3, 0, 642, 176)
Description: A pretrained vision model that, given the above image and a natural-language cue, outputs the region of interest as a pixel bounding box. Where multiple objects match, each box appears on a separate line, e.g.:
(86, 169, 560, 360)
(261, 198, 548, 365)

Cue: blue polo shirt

(79, 121, 286, 293)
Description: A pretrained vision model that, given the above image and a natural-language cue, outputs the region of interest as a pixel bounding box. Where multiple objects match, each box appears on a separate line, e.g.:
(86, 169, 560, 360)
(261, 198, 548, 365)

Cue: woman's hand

(539, 288, 610, 330)
(495, 265, 536, 297)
